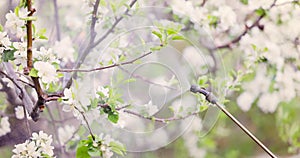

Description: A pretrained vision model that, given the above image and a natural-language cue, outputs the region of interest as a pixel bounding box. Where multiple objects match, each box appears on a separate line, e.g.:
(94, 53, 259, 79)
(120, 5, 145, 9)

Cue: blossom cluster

(12, 131, 55, 158)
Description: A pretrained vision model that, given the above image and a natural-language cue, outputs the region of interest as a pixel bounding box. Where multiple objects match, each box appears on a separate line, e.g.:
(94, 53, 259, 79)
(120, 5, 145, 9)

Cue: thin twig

(3, 63, 34, 113)
(0, 70, 23, 93)
(17, 78, 35, 88)
(122, 109, 199, 123)
(115, 104, 131, 110)
(90, 0, 101, 45)
(58, 51, 153, 72)
(74, 106, 95, 141)
(214, 0, 278, 50)
(275, 0, 298, 6)
(118, 66, 179, 91)
(91, 0, 138, 48)
(63, 0, 138, 90)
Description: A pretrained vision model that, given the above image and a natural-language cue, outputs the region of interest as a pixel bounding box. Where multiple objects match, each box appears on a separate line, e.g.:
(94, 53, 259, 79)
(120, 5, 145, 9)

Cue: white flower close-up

(13, 42, 27, 67)
(5, 11, 25, 38)
(34, 61, 58, 83)
(14, 106, 31, 120)
(53, 37, 75, 62)
(143, 101, 159, 116)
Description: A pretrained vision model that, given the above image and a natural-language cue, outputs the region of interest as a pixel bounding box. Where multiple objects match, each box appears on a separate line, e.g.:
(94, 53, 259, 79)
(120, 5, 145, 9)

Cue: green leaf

(124, 78, 136, 83)
(198, 76, 208, 86)
(110, 2, 117, 13)
(240, 0, 248, 5)
(0, 24, 3, 32)
(152, 30, 162, 40)
(20, 16, 37, 21)
(200, 104, 209, 112)
(150, 46, 162, 51)
(108, 112, 119, 123)
(2, 49, 15, 62)
(208, 15, 219, 28)
(57, 72, 64, 78)
(19, 0, 27, 8)
(255, 7, 266, 17)
(29, 68, 39, 77)
(171, 35, 185, 40)
(90, 98, 99, 109)
(76, 145, 91, 158)
(14, 6, 20, 17)
(109, 141, 126, 156)
(36, 28, 47, 38)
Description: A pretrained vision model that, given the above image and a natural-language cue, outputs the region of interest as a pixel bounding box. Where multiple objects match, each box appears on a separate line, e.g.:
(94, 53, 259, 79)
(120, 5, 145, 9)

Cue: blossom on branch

(34, 61, 58, 84)
(12, 131, 55, 158)
(5, 11, 26, 38)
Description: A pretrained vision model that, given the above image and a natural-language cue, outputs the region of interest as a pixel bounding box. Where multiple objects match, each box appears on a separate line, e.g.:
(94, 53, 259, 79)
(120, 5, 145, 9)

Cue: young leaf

(240, 0, 248, 5)
(20, 16, 37, 21)
(152, 30, 162, 40)
(171, 35, 185, 40)
(29, 68, 39, 77)
(108, 112, 119, 123)
(255, 7, 266, 17)
(150, 46, 162, 51)
(14, 6, 20, 17)
(2, 49, 15, 62)
(109, 141, 126, 156)
(76, 145, 91, 158)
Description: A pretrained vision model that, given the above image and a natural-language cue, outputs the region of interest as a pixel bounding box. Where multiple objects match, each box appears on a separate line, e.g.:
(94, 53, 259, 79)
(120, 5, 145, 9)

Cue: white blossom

(13, 42, 27, 66)
(237, 91, 256, 112)
(33, 47, 59, 63)
(0, 32, 11, 54)
(95, 134, 118, 158)
(257, 92, 280, 113)
(5, 11, 25, 38)
(12, 131, 55, 158)
(34, 61, 58, 83)
(14, 106, 31, 120)
(0, 116, 11, 137)
(62, 88, 90, 119)
(62, 88, 74, 105)
(143, 101, 159, 116)
(53, 37, 75, 62)
(215, 5, 237, 31)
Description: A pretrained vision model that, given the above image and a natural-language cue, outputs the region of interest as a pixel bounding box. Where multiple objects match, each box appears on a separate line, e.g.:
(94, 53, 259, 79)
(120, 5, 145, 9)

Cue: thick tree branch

(3, 63, 34, 113)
